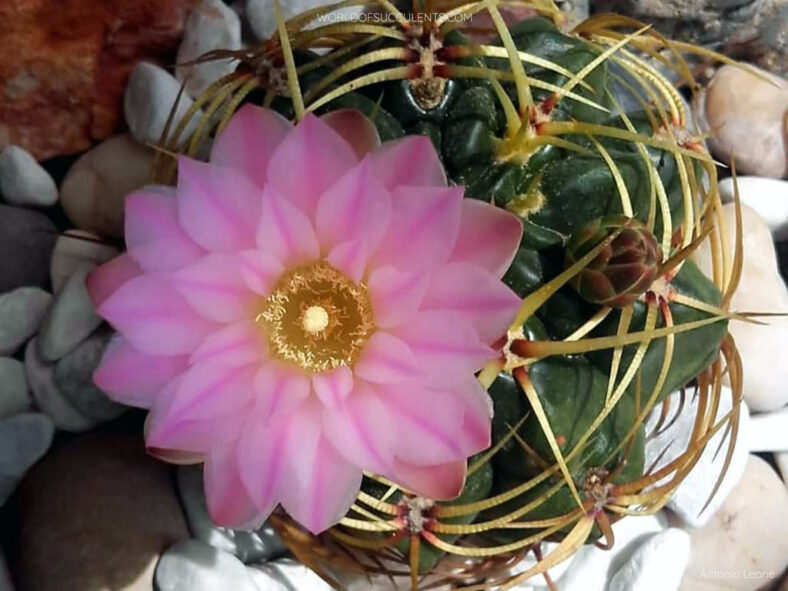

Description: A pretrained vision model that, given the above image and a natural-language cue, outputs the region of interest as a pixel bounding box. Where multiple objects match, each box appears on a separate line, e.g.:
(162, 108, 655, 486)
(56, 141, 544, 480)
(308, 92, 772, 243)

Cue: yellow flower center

(257, 261, 375, 373)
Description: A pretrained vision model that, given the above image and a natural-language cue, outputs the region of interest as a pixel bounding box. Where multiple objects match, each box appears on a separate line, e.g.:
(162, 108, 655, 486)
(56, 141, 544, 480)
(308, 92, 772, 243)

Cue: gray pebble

(0, 412, 54, 506)
(0, 205, 57, 293)
(177, 465, 288, 564)
(124, 62, 200, 148)
(155, 540, 260, 591)
(54, 329, 126, 422)
(0, 287, 52, 356)
(0, 358, 31, 418)
(24, 339, 95, 433)
(0, 146, 58, 208)
(37, 267, 102, 362)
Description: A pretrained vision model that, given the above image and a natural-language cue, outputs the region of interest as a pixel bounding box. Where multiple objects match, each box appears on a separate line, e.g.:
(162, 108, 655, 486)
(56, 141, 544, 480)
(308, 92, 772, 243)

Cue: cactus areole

(95, 1, 743, 587)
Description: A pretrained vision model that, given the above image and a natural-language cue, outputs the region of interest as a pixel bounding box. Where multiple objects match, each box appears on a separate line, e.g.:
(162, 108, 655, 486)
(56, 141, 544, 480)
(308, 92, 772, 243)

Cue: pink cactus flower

(87, 105, 522, 534)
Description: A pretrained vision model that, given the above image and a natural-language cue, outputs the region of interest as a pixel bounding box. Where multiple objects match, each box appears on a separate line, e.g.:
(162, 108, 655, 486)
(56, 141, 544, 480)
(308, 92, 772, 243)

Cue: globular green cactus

(154, 1, 747, 589)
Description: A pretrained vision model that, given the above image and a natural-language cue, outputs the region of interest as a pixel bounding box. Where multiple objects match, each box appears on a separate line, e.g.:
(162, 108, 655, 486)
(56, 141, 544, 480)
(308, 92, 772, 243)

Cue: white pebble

(747, 406, 788, 452)
(50, 231, 118, 293)
(176, 0, 242, 98)
(719, 176, 788, 240)
(680, 455, 788, 591)
(37, 267, 102, 362)
(608, 528, 690, 591)
(538, 513, 667, 591)
(248, 559, 332, 590)
(645, 388, 750, 528)
(124, 62, 200, 148)
(0, 287, 52, 356)
(246, 0, 363, 41)
(775, 452, 788, 489)
(695, 203, 788, 412)
(0, 146, 58, 208)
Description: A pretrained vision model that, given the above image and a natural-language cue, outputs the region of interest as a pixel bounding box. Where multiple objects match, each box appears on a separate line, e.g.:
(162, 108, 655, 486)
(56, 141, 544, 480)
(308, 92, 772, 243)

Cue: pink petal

(390, 458, 466, 500)
(454, 378, 493, 451)
(370, 135, 447, 190)
(238, 250, 283, 296)
(204, 441, 265, 530)
(146, 378, 251, 454)
(315, 158, 391, 253)
(422, 263, 522, 344)
(190, 321, 267, 367)
(125, 186, 205, 272)
(177, 157, 262, 252)
(254, 362, 311, 419)
(321, 381, 394, 473)
(375, 383, 467, 465)
(237, 403, 291, 520)
(391, 310, 494, 388)
(371, 185, 463, 272)
(148, 448, 205, 465)
(368, 266, 428, 329)
(210, 104, 292, 187)
(320, 109, 381, 158)
(93, 335, 187, 408)
(267, 113, 357, 217)
(173, 254, 258, 323)
(354, 331, 420, 384)
(256, 184, 320, 267)
(278, 401, 362, 534)
(312, 365, 354, 408)
(99, 274, 217, 355)
(450, 199, 523, 278)
(165, 362, 258, 422)
(326, 239, 368, 284)
(86, 254, 143, 308)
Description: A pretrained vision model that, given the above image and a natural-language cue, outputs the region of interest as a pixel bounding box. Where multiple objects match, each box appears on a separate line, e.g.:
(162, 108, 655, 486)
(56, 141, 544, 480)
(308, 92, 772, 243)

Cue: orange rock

(0, 0, 193, 161)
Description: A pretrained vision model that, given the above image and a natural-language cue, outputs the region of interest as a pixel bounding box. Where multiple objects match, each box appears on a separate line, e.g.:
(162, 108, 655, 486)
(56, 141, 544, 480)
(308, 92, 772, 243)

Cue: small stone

(776, 452, 788, 489)
(248, 559, 332, 591)
(54, 329, 126, 422)
(747, 406, 788, 453)
(50, 231, 118, 294)
(176, 0, 242, 98)
(534, 513, 667, 591)
(608, 528, 691, 591)
(246, 0, 363, 41)
(0, 413, 54, 506)
(124, 62, 201, 148)
(0, 287, 52, 356)
(155, 540, 260, 591)
(177, 465, 288, 563)
(679, 455, 788, 591)
(14, 429, 190, 591)
(645, 388, 750, 528)
(59, 134, 154, 238)
(719, 176, 788, 240)
(695, 64, 788, 179)
(695, 203, 788, 412)
(37, 267, 102, 362)
(0, 204, 57, 293)
(0, 358, 31, 418)
(24, 339, 95, 433)
(0, 146, 58, 208)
